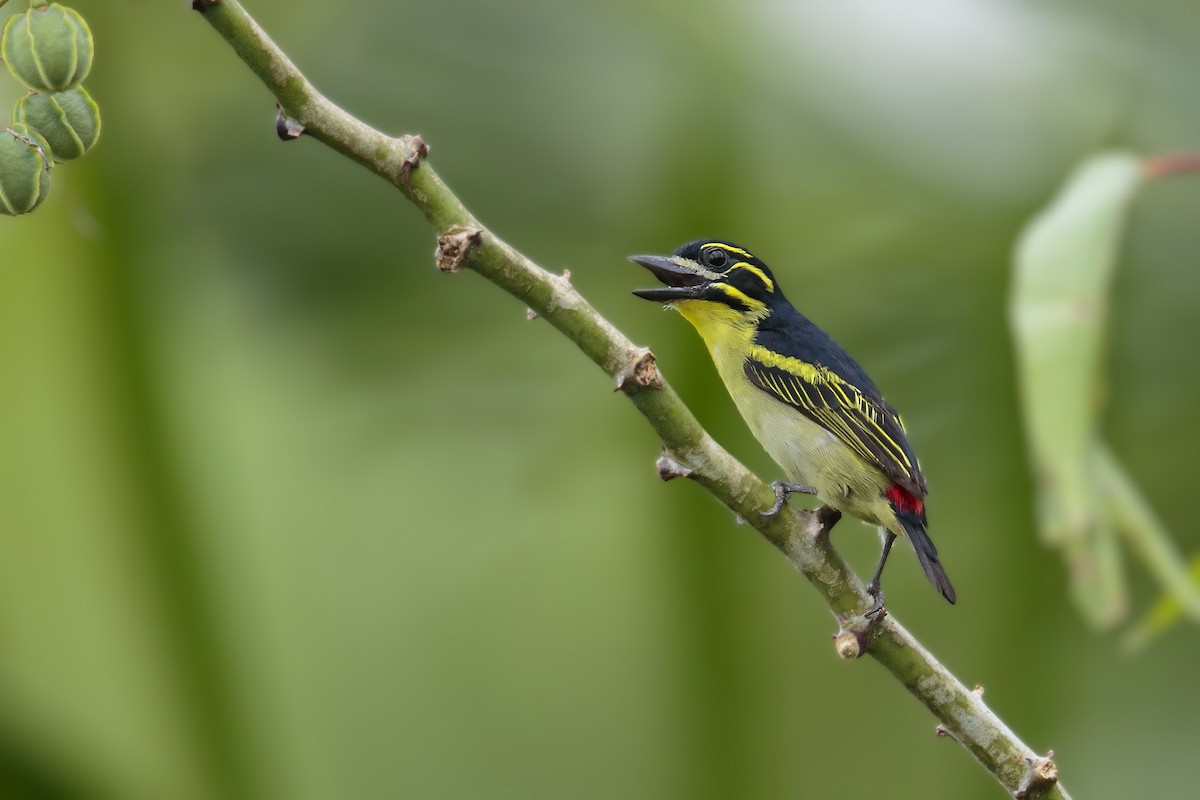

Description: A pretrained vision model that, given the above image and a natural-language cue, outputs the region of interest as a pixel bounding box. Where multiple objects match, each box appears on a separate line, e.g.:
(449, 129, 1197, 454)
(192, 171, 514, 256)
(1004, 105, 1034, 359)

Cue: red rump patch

(886, 484, 925, 516)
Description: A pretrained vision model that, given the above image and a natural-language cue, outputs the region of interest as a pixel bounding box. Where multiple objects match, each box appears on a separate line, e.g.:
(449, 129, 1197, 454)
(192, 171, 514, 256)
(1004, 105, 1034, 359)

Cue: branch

(190, 3, 1070, 797)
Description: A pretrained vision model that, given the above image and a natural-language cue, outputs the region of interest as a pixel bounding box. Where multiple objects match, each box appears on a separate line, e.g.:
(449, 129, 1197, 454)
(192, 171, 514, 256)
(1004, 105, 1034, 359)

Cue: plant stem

(190, 2, 1070, 797)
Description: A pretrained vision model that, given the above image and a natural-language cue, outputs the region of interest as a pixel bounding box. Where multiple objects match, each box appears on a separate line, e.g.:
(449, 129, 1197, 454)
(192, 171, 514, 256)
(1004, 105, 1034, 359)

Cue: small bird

(630, 240, 955, 611)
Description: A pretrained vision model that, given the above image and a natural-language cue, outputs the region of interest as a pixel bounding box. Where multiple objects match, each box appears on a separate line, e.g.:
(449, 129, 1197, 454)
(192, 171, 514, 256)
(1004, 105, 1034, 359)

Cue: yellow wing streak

(792, 375, 817, 412)
(744, 347, 925, 494)
(779, 367, 865, 451)
(761, 370, 785, 401)
(771, 372, 798, 405)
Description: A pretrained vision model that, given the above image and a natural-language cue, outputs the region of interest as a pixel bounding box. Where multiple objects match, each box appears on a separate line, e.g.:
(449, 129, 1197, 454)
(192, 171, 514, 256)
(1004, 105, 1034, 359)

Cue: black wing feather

(743, 353, 927, 496)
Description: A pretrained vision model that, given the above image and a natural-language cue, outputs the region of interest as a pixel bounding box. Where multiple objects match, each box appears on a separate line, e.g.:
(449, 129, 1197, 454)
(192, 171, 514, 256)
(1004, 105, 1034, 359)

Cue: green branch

(190, 2, 1069, 797)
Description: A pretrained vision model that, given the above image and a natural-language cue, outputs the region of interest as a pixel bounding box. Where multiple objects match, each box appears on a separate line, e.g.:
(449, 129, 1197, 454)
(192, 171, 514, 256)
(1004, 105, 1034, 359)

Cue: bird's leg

(864, 532, 897, 617)
(762, 481, 817, 517)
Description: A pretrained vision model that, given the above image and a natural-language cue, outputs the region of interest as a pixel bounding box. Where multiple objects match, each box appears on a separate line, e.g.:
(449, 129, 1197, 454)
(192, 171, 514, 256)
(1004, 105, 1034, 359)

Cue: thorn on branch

(1015, 752, 1058, 799)
(275, 104, 305, 141)
(526, 308, 539, 321)
(192, 0, 220, 10)
(656, 447, 693, 482)
(615, 347, 664, 394)
(973, 684, 985, 697)
(935, 724, 950, 738)
(435, 226, 482, 274)
(398, 135, 429, 183)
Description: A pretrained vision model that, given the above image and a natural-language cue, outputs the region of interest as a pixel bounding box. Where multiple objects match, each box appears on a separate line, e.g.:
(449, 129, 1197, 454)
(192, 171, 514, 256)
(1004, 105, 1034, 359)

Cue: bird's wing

(743, 347, 927, 496)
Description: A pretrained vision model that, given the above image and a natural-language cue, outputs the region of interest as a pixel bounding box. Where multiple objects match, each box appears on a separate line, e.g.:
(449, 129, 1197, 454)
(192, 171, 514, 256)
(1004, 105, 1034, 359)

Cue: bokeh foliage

(1, 1, 1199, 798)
(1011, 152, 1200, 633)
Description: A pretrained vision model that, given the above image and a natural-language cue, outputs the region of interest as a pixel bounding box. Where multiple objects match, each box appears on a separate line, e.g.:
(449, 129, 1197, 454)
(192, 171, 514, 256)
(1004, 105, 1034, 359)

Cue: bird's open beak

(629, 254, 709, 302)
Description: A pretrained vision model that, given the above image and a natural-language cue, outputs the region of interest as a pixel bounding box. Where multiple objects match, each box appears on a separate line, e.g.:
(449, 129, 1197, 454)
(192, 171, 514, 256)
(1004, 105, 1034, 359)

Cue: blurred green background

(1, 0, 1199, 798)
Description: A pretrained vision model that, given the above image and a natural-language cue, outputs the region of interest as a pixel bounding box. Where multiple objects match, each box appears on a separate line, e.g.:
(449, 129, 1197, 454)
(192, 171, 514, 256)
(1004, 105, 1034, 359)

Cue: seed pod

(15, 85, 100, 162)
(2, 3, 94, 92)
(0, 124, 52, 215)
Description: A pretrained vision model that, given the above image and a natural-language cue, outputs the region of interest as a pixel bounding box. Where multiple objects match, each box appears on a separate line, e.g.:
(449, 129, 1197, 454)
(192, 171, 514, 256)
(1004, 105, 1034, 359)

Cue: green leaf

(1010, 152, 1143, 546)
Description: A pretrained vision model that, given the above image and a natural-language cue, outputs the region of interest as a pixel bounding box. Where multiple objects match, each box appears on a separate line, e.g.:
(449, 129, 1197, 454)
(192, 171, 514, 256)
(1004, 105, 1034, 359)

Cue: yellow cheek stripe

(713, 283, 767, 313)
(730, 261, 774, 293)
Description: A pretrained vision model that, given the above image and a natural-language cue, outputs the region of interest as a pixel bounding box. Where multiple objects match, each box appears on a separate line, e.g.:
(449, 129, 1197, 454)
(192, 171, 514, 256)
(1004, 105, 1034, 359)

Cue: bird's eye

(703, 249, 728, 268)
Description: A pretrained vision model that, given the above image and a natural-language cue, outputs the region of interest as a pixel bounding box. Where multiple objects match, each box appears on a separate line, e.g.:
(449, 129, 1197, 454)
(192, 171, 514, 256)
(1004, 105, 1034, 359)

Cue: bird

(630, 239, 955, 612)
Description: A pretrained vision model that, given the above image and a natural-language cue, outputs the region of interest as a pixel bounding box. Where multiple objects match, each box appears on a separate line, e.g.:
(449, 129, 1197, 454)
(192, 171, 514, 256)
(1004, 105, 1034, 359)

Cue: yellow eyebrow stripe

(703, 242, 753, 259)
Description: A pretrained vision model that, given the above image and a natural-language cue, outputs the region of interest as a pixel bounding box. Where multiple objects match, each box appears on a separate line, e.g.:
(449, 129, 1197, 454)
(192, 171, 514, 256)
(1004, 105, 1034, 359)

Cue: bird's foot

(864, 580, 886, 619)
(761, 482, 817, 517)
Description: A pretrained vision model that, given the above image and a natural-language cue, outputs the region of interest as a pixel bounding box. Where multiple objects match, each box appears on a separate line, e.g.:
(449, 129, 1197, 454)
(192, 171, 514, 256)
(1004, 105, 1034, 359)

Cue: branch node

(192, 0, 220, 11)
(435, 226, 482, 274)
(526, 308, 539, 321)
(275, 104, 305, 141)
(935, 724, 950, 738)
(833, 603, 885, 660)
(398, 135, 429, 183)
(833, 628, 866, 660)
(656, 447, 693, 482)
(973, 684, 985, 696)
(615, 347, 664, 394)
(1015, 752, 1058, 798)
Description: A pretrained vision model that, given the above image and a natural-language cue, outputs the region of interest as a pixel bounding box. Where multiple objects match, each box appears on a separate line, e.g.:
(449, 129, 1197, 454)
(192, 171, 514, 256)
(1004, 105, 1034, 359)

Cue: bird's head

(629, 240, 780, 321)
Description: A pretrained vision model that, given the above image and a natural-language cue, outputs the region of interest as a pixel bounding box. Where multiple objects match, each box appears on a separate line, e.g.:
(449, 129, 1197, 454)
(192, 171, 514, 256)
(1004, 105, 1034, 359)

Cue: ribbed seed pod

(2, 3, 94, 92)
(15, 85, 100, 162)
(0, 124, 52, 215)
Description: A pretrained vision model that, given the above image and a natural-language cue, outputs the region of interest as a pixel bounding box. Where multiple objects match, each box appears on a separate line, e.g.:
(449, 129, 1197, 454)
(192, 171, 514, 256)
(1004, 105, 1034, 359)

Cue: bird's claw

(865, 581, 886, 619)
(761, 482, 817, 516)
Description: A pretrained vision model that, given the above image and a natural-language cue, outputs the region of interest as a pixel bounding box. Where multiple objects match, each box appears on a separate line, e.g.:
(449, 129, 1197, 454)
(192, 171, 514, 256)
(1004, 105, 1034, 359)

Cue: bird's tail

(896, 510, 957, 605)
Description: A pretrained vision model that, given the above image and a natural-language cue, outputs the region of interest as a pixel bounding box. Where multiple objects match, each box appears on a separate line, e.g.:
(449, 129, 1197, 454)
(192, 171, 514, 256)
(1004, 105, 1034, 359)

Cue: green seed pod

(15, 85, 100, 162)
(2, 3, 94, 92)
(0, 124, 52, 215)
